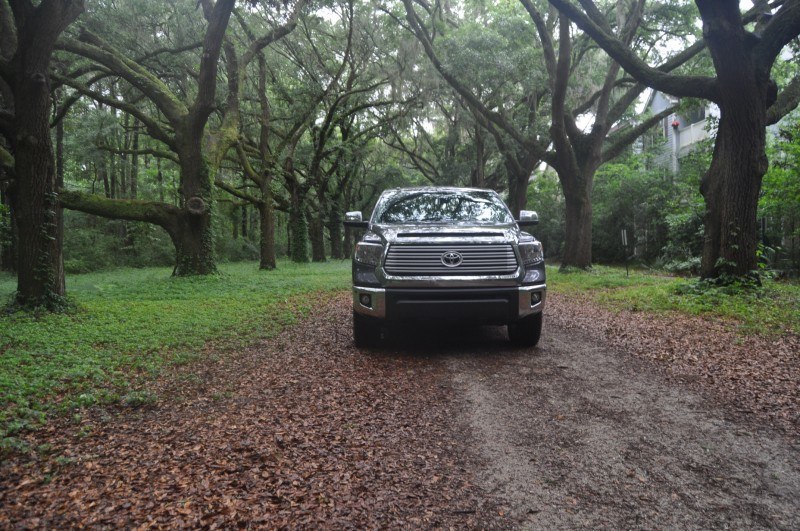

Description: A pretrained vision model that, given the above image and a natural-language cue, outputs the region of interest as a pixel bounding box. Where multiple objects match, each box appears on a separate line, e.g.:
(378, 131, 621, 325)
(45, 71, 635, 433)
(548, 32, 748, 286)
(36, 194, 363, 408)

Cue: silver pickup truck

(344, 187, 546, 347)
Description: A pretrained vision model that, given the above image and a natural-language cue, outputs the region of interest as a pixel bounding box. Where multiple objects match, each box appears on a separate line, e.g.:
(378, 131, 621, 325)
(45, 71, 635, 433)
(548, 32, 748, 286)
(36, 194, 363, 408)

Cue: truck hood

(371, 223, 520, 245)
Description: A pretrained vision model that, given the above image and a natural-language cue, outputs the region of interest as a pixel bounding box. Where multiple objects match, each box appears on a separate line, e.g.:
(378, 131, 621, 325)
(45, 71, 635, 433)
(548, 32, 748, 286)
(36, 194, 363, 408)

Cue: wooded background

(1, 0, 798, 309)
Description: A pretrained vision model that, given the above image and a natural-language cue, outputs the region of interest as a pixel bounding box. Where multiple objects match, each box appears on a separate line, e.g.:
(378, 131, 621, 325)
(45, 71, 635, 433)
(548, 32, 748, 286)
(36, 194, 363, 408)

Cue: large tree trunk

(699, 113, 767, 279)
(288, 206, 309, 263)
(506, 168, 529, 218)
(11, 68, 64, 306)
(697, 8, 771, 280)
(308, 211, 326, 263)
(327, 206, 344, 260)
(173, 141, 216, 276)
(4, 0, 83, 308)
(12, 124, 64, 305)
(561, 186, 593, 269)
(258, 180, 276, 270)
(471, 124, 486, 188)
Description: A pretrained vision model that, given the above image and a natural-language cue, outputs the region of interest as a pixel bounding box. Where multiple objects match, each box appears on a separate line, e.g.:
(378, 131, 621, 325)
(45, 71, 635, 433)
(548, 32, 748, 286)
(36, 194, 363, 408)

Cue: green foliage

(0, 261, 350, 443)
(289, 209, 310, 263)
(0, 203, 9, 243)
(589, 144, 708, 271)
(548, 265, 800, 337)
(761, 112, 800, 270)
(527, 171, 565, 259)
(63, 212, 175, 273)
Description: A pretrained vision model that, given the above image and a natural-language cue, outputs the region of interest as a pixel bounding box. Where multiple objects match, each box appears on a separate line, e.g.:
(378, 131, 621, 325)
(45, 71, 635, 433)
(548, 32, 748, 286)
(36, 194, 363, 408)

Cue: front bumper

(352, 284, 546, 324)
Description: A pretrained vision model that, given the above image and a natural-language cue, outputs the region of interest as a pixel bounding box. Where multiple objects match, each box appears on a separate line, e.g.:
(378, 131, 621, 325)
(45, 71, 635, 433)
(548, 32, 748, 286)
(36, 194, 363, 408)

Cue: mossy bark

(258, 180, 276, 270)
(6, 1, 84, 308)
(309, 212, 326, 263)
(288, 206, 309, 263)
(171, 134, 216, 276)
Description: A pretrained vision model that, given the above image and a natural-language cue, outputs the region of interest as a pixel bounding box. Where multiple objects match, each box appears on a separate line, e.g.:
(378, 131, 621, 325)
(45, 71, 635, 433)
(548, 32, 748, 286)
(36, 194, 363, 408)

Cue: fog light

(360, 294, 372, 307)
(531, 292, 542, 305)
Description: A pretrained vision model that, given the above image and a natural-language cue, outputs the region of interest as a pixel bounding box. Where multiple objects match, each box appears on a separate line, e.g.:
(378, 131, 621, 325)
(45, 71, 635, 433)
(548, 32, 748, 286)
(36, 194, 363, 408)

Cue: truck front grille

(384, 244, 518, 276)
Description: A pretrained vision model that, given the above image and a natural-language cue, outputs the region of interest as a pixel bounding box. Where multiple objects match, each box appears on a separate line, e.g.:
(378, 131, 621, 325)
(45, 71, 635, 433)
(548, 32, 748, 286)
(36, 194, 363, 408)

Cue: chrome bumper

(353, 283, 546, 321)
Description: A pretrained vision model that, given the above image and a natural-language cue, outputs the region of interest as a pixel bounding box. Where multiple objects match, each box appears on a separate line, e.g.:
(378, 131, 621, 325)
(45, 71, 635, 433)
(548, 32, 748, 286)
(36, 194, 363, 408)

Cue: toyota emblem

(441, 251, 463, 267)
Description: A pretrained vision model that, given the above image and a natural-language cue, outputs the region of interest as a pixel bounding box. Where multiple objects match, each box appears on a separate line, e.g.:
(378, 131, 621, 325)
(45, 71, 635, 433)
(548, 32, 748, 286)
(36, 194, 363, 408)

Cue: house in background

(642, 90, 718, 173)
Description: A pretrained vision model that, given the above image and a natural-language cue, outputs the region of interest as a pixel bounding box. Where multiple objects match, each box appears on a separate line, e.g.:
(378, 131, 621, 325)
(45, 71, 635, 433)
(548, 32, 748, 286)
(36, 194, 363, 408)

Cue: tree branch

(602, 104, 676, 163)
(519, 0, 556, 87)
(52, 73, 176, 149)
(235, 141, 265, 187)
(214, 177, 261, 204)
(59, 189, 180, 232)
(240, 0, 307, 71)
(51, 71, 110, 126)
(97, 145, 179, 164)
(547, 0, 718, 101)
(191, 0, 235, 129)
(136, 41, 204, 64)
(60, 31, 188, 126)
(402, 0, 535, 150)
(767, 72, 800, 124)
(755, 0, 800, 66)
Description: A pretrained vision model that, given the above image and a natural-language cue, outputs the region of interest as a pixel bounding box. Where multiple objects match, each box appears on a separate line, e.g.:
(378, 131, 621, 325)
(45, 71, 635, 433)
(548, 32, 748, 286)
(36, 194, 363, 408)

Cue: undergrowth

(548, 265, 799, 337)
(0, 261, 350, 448)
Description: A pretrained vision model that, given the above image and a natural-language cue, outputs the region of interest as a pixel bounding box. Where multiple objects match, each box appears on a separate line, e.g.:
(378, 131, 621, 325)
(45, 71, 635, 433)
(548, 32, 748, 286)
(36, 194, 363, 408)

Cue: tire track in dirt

(447, 320, 800, 529)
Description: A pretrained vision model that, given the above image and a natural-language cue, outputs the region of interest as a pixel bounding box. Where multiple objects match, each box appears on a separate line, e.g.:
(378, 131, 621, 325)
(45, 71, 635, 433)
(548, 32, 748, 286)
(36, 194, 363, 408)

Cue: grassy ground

(547, 265, 800, 337)
(0, 261, 350, 443)
(2, 261, 797, 448)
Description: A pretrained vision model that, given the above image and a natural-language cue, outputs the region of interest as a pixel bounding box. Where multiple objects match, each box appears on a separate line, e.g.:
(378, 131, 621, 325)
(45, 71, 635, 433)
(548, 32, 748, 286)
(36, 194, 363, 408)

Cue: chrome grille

(384, 244, 518, 275)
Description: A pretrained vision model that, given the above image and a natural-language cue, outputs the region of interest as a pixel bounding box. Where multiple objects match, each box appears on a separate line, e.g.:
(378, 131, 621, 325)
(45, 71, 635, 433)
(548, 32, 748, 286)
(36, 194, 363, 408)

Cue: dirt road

(439, 327, 800, 529)
(2, 295, 798, 528)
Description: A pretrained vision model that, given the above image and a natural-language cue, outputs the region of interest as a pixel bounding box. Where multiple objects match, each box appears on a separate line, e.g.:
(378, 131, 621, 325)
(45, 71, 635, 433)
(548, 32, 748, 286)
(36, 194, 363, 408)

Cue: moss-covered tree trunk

(289, 207, 309, 263)
(308, 211, 326, 263)
(258, 179, 276, 270)
(4, 0, 83, 308)
(173, 136, 215, 276)
(327, 205, 344, 259)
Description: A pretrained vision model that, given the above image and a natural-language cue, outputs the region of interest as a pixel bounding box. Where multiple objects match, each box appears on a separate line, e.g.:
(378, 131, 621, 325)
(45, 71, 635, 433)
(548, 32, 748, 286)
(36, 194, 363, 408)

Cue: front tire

(353, 311, 381, 347)
(509, 312, 543, 347)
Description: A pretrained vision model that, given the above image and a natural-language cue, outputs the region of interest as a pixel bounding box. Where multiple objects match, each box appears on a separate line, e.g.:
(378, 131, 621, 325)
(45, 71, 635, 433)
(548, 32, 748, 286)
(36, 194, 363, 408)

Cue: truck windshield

(376, 191, 513, 224)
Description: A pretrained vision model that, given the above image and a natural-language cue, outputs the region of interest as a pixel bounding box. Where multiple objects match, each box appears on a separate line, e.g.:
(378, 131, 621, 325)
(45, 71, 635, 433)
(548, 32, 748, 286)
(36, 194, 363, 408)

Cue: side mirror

(517, 210, 539, 227)
(343, 211, 368, 228)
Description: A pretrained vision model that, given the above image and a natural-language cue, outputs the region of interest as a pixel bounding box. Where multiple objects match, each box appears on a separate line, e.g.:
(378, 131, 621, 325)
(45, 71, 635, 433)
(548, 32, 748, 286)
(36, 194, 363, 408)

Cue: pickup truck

(344, 187, 546, 347)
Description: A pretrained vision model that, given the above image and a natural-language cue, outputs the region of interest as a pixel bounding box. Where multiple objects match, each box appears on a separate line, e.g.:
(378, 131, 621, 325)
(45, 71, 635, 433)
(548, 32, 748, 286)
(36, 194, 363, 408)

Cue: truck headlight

(354, 242, 383, 266)
(519, 241, 544, 266)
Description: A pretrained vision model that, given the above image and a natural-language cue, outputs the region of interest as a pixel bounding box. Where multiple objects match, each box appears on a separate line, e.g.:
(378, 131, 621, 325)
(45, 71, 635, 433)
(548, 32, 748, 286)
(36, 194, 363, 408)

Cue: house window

(684, 107, 706, 125)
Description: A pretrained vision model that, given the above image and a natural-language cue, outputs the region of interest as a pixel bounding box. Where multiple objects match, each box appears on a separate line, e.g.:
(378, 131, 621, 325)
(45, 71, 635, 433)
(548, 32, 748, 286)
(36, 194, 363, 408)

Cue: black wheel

(509, 312, 543, 347)
(353, 311, 381, 347)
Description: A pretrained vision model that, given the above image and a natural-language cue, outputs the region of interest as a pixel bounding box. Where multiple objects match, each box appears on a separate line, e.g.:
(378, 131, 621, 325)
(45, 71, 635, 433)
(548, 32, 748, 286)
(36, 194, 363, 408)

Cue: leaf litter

(1, 294, 504, 528)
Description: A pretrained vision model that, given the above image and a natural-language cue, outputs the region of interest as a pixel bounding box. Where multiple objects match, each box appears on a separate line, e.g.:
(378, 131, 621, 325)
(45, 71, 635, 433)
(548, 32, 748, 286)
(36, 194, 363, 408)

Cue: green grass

(0, 261, 350, 441)
(548, 265, 800, 336)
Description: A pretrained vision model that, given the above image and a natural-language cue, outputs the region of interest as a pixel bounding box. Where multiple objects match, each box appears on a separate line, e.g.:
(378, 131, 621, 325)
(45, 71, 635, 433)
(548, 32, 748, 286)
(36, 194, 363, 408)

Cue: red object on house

(671, 120, 680, 128)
